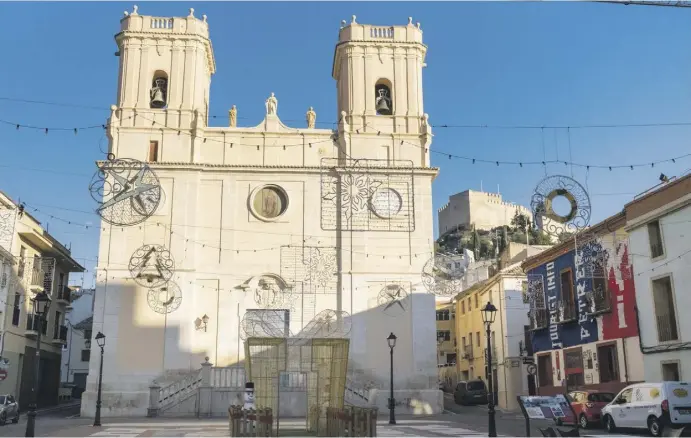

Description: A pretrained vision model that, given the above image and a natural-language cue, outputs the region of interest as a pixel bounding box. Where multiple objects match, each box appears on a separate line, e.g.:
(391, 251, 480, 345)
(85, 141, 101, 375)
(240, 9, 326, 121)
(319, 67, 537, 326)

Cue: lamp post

(25, 291, 51, 438)
(481, 301, 498, 438)
(387, 332, 397, 425)
(93, 332, 106, 427)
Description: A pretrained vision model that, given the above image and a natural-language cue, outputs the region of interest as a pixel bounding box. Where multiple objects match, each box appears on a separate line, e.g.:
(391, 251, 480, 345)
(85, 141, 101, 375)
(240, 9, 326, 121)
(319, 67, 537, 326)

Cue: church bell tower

(332, 16, 427, 135)
(113, 6, 215, 129)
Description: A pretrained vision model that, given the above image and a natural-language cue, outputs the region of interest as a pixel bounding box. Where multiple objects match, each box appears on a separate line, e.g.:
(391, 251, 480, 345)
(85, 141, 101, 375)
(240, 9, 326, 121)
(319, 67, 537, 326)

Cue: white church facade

(81, 7, 442, 417)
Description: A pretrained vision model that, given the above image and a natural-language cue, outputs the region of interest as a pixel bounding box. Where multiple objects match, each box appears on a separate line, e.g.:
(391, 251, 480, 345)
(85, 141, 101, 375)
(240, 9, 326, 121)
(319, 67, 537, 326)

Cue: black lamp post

(387, 332, 397, 425)
(25, 291, 51, 438)
(481, 301, 498, 438)
(93, 332, 106, 427)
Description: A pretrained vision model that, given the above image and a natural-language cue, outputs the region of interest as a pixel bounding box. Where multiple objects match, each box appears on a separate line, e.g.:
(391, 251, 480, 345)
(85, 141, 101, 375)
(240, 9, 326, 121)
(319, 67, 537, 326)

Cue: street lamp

(481, 301, 498, 438)
(93, 332, 106, 427)
(25, 291, 51, 438)
(387, 332, 397, 425)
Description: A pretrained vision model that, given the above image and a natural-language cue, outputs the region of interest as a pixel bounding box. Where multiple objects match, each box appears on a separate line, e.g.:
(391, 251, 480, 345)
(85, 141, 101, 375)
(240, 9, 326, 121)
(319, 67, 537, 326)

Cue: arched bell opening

(150, 71, 169, 109)
(375, 79, 393, 116)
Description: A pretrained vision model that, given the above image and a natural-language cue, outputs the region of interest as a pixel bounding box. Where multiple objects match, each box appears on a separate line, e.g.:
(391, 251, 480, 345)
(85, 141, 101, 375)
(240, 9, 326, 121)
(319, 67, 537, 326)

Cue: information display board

(516, 394, 580, 437)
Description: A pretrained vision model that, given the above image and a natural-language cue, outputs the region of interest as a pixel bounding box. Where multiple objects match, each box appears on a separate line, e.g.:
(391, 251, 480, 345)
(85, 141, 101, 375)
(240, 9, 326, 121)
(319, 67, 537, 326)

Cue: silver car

(0, 395, 19, 425)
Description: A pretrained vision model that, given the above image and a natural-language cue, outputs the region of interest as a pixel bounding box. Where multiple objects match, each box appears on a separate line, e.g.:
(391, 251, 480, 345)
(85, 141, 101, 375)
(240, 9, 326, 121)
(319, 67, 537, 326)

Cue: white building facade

(81, 9, 442, 417)
(625, 174, 691, 382)
(61, 288, 95, 392)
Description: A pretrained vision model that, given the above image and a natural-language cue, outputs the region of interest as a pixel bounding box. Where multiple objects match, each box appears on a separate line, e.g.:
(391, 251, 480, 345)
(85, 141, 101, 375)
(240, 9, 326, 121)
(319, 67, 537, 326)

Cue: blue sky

(1, 2, 690, 286)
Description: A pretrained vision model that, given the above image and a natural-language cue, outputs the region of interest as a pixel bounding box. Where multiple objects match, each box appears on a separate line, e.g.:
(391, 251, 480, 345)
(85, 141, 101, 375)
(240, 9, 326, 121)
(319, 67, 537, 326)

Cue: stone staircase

(344, 367, 379, 408)
(148, 368, 203, 417)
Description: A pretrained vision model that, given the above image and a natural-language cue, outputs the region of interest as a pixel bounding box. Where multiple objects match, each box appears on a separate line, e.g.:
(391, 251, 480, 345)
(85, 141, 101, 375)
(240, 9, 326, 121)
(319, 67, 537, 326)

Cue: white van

(601, 381, 691, 436)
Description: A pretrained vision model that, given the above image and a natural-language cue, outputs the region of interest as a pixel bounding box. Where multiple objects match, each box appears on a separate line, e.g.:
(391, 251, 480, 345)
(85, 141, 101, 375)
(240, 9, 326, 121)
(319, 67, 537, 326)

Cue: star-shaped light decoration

(89, 158, 162, 226)
(377, 284, 409, 317)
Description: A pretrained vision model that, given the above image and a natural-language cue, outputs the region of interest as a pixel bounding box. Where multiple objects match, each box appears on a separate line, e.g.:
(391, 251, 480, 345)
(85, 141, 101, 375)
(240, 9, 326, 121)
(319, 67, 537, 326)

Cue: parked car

(454, 379, 488, 405)
(0, 395, 19, 426)
(601, 381, 691, 437)
(555, 390, 615, 428)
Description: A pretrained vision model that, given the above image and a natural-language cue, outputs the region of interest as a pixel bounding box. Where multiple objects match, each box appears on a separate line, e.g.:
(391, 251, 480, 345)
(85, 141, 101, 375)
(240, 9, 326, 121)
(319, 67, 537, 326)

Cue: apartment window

(85, 329, 92, 340)
(662, 362, 681, 381)
(647, 220, 664, 259)
(652, 276, 678, 342)
(476, 331, 480, 347)
(53, 311, 61, 339)
(11, 292, 20, 326)
(597, 344, 619, 383)
(467, 298, 471, 311)
(81, 349, 91, 362)
(591, 276, 611, 313)
(461, 301, 465, 314)
(149, 140, 159, 162)
(58, 273, 64, 291)
(560, 269, 576, 321)
(437, 331, 451, 342)
(436, 310, 450, 321)
(537, 354, 553, 387)
(462, 336, 466, 347)
(447, 353, 457, 364)
(475, 294, 479, 309)
(17, 246, 25, 278)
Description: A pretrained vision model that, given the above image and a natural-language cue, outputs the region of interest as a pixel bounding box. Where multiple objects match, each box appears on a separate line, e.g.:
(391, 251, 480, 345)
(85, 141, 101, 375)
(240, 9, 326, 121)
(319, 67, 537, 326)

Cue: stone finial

(202, 14, 207, 23)
(341, 20, 346, 28)
(188, 8, 195, 17)
(351, 15, 357, 24)
(132, 5, 138, 15)
(408, 17, 413, 25)
(124, 11, 129, 17)
(110, 105, 117, 111)
(416, 22, 421, 29)
(340, 111, 347, 121)
(205, 356, 210, 362)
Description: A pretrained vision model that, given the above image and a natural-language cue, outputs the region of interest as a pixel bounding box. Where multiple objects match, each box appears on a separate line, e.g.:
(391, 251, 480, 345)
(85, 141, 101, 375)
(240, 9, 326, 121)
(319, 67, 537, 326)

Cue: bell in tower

(375, 84, 393, 116)
(150, 76, 168, 109)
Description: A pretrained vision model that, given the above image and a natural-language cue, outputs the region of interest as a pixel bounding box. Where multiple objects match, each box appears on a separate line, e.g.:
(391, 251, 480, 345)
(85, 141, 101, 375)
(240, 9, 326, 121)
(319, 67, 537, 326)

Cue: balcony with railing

(25, 313, 47, 337)
(56, 286, 72, 306)
(462, 344, 474, 360)
(52, 325, 68, 345)
(29, 264, 45, 292)
(530, 308, 548, 330)
(559, 300, 577, 323)
(656, 314, 679, 343)
(587, 285, 611, 314)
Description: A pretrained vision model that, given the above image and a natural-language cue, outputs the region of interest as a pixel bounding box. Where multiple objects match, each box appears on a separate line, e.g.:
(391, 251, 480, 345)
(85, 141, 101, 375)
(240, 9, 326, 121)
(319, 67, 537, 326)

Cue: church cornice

(332, 40, 427, 79)
(95, 161, 440, 176)
(115, 31, 216, 75)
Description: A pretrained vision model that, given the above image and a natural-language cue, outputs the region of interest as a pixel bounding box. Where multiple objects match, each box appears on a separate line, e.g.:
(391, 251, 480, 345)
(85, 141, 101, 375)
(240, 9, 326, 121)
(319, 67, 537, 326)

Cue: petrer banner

(528, 249, 598, 353)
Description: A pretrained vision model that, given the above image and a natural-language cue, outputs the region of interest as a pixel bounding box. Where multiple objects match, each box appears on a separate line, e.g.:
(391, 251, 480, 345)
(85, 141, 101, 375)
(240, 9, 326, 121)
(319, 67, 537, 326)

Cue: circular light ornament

(370, 187, 402, 219)
(531, 175, 591, 239)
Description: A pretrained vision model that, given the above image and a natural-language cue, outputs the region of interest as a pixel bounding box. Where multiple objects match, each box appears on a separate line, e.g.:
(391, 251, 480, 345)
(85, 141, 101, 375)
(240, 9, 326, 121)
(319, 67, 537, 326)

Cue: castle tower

(114, 6, 215, 130)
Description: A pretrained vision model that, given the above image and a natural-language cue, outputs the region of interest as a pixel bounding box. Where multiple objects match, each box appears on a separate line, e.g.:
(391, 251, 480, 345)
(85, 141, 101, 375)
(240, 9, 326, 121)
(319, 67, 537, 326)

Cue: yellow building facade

(454, 264, 534, 411)
(436, 300, 456, 391)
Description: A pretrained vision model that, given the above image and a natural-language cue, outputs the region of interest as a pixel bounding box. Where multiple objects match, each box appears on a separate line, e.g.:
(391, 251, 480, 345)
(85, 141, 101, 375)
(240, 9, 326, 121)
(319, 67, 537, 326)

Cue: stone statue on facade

(265, 92, 278, 116)
(229, 105, 237, 127)
(306, 106, 316, 129)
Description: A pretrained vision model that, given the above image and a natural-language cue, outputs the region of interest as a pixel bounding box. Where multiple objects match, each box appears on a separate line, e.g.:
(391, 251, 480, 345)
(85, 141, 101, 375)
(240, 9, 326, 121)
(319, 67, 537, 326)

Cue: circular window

(250, 185, 289, 221)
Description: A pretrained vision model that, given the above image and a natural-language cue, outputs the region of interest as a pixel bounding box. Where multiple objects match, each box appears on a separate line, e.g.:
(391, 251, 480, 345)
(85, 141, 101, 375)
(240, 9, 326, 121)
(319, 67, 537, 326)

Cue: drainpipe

(622, 338, 629, 383)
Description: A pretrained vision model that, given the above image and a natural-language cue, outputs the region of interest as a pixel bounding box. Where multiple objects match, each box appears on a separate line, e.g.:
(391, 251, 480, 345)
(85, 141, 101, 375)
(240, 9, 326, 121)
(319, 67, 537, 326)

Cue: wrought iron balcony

(56, 286, 72, 305)
(656, 314, 679, 343)
(588, 286, 611, 314)
(29, 265, 45, 291)
(559, 301, 577, 322)
(530, 309, 548, 329)
(25, 313, 47, 336)
(52, 325, 68, 345)
(462, 344, 474, 360)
